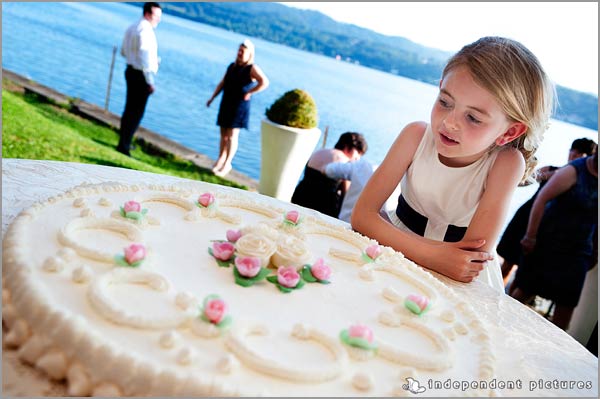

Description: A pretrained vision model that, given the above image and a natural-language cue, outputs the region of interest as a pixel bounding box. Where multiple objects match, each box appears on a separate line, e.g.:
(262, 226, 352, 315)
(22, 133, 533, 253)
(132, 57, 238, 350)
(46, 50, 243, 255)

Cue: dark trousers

(118, 66, 151, 154)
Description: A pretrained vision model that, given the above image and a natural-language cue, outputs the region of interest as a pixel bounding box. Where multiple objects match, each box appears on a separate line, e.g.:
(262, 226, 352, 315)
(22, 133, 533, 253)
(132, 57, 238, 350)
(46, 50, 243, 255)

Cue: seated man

(291, 132, 367, 218)
(324, 157, 377, 223)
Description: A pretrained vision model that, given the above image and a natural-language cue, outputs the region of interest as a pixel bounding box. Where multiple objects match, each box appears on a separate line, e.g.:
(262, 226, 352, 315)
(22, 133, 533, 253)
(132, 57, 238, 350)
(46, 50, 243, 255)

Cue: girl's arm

(244, 65, 269, 100)
(462, 148, 526, 255)
(352, 122, 424, 226)
(352, 122, 492, 283)
(520, 164, 577, 253)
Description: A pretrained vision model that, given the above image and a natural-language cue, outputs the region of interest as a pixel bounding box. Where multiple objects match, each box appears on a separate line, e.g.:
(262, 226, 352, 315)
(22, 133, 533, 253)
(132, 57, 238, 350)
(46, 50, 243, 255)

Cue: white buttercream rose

(235, 233, 277, 268)
(271, 234, 311, 269)
(240, 223, 280, 242)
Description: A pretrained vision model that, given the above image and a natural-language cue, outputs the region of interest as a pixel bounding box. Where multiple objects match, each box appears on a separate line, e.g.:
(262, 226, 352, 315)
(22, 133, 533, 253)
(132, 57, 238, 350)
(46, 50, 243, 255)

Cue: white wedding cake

(2, 182, 495, 396)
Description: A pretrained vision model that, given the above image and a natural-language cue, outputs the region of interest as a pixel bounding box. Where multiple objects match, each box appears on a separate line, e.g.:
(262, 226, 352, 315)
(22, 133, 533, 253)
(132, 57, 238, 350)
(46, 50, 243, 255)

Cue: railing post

(104, 45, 117, 111)
(321, 125, 329, 148)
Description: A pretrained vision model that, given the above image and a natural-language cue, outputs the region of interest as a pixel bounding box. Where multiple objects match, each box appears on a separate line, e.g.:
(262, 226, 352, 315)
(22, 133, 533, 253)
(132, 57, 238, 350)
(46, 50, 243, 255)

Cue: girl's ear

(496, 122, 528, 146)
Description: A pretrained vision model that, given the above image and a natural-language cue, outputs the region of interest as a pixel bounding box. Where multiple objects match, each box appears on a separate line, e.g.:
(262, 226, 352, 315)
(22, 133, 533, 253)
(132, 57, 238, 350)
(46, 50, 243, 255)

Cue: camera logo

(403, 377, 427, 394)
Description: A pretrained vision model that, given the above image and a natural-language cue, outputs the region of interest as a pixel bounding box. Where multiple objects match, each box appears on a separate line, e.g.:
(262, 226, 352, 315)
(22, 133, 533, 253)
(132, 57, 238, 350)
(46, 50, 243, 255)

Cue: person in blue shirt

(291, 132, 367, 218)
(324, 157, 377, 223)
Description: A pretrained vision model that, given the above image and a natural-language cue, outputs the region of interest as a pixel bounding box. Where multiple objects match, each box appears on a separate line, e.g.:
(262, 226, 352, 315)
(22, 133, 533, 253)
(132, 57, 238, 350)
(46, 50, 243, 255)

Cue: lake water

(2, 2, 597, 230)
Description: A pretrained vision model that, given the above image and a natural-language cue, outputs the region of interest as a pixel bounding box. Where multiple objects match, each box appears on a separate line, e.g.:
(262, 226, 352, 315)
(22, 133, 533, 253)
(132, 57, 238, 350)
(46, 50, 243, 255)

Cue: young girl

(352, 37, 554, 292)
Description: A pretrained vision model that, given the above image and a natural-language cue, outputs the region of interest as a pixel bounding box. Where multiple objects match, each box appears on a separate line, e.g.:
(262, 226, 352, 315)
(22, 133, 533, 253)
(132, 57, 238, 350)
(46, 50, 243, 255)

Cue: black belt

(395, 194, 467, 243)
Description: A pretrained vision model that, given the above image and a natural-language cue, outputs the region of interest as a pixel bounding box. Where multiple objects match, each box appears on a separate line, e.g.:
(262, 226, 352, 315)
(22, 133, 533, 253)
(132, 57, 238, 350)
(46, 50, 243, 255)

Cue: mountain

(133, 2, 598, 130)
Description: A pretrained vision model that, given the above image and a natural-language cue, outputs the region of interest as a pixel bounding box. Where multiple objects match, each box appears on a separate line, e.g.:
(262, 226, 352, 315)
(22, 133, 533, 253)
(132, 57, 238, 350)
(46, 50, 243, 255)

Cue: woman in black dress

(511, 152, 598, 331)
(498, 138, 596, 288)
(207, 39, 269, 177)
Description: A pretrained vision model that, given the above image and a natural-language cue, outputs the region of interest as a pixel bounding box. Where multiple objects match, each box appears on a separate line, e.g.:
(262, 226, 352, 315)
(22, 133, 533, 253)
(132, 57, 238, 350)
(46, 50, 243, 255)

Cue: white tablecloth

(2, 159, 597, 397)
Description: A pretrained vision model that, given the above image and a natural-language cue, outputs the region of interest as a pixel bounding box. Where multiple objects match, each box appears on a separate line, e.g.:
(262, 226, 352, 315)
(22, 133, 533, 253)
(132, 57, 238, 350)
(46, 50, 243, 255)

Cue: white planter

(259, 119, 321, 202)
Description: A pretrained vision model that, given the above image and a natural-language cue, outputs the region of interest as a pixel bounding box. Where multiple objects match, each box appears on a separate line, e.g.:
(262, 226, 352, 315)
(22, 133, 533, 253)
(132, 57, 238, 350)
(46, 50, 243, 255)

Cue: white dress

(388, 124, 505, 292)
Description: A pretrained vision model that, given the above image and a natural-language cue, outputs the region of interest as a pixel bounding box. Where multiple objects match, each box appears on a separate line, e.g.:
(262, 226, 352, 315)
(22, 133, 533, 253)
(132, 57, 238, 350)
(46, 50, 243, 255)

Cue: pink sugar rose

(348, 324, 374, 343)
(235, 256, 262, 278)
(198, 192, 215, 208)
(212, 242, 235, 261)
(365, 244, 383, 260)
(226, 229, 242, 243)
(123, 200, 141, 213)
(406, 294, 429, 312)
(124, 243, 146, 265)
(277, 266, 300, 288)
(285, 210, 300, 224)
(204, 298, 227, 324)
(311, 258, 331, 281)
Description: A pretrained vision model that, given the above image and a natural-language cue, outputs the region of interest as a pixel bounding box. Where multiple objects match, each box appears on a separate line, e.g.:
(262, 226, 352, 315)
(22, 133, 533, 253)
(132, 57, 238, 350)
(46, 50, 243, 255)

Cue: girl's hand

(243, 92, 252, 101)
(206, 98, 213, 107)
(430, 239, 493, 283)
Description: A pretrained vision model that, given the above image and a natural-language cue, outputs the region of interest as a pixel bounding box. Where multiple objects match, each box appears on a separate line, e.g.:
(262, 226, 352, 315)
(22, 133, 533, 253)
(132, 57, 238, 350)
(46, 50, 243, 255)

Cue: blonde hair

(238, 39, 255, 65)
(442, 37, 556, 184)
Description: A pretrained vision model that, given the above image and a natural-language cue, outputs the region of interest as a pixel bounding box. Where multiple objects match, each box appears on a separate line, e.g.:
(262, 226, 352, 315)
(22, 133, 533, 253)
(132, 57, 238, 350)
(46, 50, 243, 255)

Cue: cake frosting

(2, 182, 496, 396)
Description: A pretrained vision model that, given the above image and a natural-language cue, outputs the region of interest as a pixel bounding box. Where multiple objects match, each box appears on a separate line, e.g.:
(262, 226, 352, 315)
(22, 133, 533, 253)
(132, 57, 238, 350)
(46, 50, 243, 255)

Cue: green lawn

(2, 88, 245, 189)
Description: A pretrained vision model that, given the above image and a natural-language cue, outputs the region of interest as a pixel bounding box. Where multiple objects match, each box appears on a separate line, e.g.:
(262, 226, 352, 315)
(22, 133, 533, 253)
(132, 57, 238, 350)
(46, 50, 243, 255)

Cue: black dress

(291, 166, 344, 218)
(497, 167, 558, 265)
(217, 63, 255, 129)
(513, 157, 598, 307)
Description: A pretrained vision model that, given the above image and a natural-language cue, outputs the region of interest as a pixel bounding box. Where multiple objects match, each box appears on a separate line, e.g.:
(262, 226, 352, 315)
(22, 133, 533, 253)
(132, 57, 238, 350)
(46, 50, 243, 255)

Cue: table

(2, 159, 597, 397)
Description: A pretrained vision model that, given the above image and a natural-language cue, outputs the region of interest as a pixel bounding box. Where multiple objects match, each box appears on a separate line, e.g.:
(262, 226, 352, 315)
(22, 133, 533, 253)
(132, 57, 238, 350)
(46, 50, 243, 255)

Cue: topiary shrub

(265, 89, 318, 129)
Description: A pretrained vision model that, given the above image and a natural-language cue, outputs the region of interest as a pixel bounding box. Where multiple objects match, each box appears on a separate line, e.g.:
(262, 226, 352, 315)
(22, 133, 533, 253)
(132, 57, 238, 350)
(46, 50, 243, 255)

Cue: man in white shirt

(325, 157, 377, 223)
(117, 2, 162, 156)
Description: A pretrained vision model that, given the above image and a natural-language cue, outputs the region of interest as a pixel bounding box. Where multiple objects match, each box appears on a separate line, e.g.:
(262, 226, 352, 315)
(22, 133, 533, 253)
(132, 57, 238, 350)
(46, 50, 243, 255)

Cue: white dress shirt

(121, 18, 159, 85)
(325, 158, 376, 223)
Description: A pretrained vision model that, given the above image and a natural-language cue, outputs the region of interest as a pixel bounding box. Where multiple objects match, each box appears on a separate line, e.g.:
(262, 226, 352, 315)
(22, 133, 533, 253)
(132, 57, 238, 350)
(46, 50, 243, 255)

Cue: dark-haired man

(291, 132, 368, 217)
(117, 2, 162, 156)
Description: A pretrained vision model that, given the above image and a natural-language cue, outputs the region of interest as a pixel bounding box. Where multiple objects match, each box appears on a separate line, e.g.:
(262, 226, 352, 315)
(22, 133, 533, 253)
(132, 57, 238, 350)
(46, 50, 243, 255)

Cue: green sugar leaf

(301, 266, 317, 282)
(126, 211, 142, 221)
(277, 285, 293, 293)
(114, 255, 129, 267)
(247, 267, 271, 282)
(217, 315, 232, 330)
(233, 267, 255, 287)
(361, 253, 375, 263)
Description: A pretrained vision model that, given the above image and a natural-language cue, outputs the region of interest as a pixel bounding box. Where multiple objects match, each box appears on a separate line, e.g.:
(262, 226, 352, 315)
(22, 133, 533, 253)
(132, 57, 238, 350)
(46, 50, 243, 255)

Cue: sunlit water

(3, 2, 597, 232)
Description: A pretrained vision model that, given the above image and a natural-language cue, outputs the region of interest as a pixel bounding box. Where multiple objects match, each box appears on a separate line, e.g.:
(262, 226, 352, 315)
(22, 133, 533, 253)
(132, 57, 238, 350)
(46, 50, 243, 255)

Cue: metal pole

(321, 125, 329, 148)
(104, 45, 117, 111)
